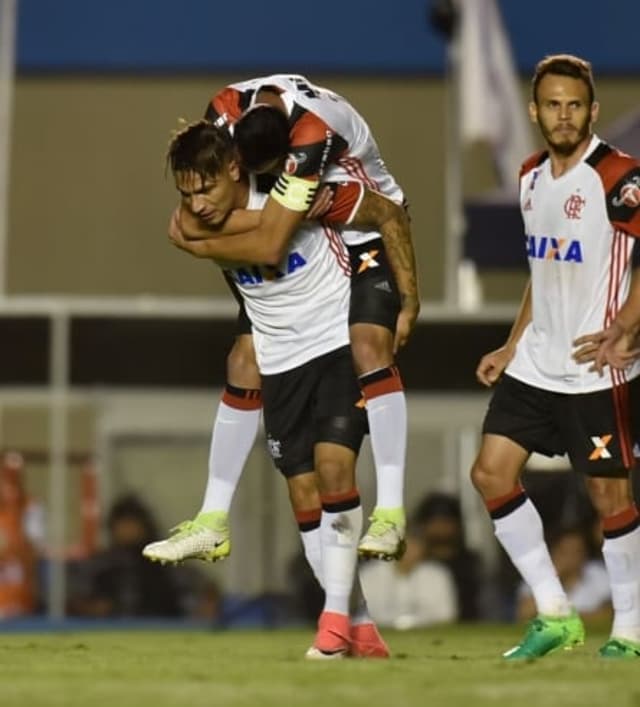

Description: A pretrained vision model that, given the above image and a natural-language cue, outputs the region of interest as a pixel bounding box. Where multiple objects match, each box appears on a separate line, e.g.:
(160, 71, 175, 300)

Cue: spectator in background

(359, 523, 457, 629)
(0, 454, 37, 618)
(69, 494, 217, 620)
(516, 523, 612, 624)
(412, 492, 486, 621)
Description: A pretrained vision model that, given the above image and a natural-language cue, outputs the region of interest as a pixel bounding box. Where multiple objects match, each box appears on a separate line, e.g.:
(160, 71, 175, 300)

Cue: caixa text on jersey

(526, 235, 583, 262)
(226, 252, 308, 285)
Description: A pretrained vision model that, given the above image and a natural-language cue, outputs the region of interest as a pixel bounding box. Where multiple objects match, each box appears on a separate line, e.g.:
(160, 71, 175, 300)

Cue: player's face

(529, 74, 599, 157)
(174, 162, 241, 225)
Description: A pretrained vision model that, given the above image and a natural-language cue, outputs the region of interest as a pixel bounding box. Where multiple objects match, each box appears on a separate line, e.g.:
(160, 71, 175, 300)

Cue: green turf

(0, 623, 638, 707)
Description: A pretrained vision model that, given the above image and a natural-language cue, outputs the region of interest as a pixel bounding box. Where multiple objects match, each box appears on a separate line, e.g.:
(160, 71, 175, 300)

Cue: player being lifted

(152, 75, 419, 561)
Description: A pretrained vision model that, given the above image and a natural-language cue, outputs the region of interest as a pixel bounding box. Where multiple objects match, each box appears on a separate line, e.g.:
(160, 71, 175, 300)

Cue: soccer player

(169, 75, 419, 559)
(145, 120, 395, 658)
(471, 54, 640, 660)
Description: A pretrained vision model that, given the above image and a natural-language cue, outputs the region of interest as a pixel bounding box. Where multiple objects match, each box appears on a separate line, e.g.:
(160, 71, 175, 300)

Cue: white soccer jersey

(507, 136, 640, 393)
(220, 179, 351, 375)
(206, 74, 405, 245)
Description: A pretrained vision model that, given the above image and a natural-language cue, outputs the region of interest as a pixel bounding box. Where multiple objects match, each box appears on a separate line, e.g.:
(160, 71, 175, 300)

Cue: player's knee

(226, 336, 259, 387)
(316, 458, 354, 495)
(350, 325, 393, 375)
(585, 476, 632, 518)
(287, 473, 320, 513)
(470, 457, 503, 498)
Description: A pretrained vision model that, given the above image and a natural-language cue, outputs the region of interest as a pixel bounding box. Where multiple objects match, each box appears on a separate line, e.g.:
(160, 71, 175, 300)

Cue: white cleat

(357, 508, 406, 561)
(304, 646, 348, 660)
(142, 512, 230, 564)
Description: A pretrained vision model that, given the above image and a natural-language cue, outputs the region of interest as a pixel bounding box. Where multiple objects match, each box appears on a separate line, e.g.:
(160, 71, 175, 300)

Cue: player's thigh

(349, 323, 394, 374)
(471, 433, 530, 493)
(561, 378, 640, 478)
(226, 308, 260, 388)
(314, 442, 357, 496)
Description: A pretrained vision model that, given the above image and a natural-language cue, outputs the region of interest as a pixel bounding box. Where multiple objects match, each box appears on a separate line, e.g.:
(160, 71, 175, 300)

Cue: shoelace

(366, 517, 396, 537)
(168, 520, 204, 539)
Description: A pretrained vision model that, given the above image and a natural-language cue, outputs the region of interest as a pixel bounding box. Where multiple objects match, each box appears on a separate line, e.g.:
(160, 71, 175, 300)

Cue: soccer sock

(601, 506, 640, 642)
(199, 385, 261, 514)
(320, 489, 363, 616)
(298, 504, 372, 625)
(350, 574, 373, 626)
(359, 366, 406, 511)
(296, 509, 324, 588)
(488, 485, 571, 617)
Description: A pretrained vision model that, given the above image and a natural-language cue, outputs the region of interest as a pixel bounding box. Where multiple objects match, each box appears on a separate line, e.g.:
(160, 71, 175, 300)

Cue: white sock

(363, 390, 406, 510)
(301, 524, 372, 623)
(493, 497, 571, 617)
(602, 525, 640, 642)
(350, 572, 372, 625)
(321, 502, 363, 615)
(199, 398, 261, 514)
(300, 526, 324, 588)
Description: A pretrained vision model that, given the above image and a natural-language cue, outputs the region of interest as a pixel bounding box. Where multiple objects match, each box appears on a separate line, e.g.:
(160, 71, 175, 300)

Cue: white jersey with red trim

(221, 179, 351, 375)
(206, 74, 405, 246)
(507, 135, 640, 393)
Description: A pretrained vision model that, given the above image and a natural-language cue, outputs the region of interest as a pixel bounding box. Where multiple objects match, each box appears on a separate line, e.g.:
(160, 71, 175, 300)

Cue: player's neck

(234, 176, 250, 209)
(255, 89, 286, 115)
(547, 133, 593, 178)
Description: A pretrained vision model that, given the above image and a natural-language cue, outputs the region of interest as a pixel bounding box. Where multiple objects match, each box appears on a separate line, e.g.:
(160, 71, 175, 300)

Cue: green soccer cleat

(142, 511, 230, 564)
(357, 507, 406, 561)
(598, 638, 640, 659)
(503, 611, 585, 660)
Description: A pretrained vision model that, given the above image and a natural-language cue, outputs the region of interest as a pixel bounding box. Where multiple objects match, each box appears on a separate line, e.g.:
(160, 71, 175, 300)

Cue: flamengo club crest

(564, 192, 586, 220)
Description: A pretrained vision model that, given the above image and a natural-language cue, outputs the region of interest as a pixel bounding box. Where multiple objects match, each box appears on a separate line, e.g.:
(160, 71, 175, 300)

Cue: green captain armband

(270, 174, 319, 212)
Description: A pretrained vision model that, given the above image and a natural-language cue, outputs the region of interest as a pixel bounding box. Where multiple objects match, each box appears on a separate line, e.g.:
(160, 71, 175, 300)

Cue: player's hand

(476, 346, 514, 387)
(306, 186, 334, 220)
(393, 299, 420, 353)
(573, 322, 640, 375)
(168, 207, 191, 251)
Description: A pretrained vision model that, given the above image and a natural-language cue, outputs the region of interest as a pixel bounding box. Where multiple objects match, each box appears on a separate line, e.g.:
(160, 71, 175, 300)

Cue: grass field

(1, 623, 639, 707)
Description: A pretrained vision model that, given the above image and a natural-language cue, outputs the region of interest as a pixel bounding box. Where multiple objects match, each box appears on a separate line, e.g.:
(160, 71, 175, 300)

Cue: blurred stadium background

(1, 0, 639, 624)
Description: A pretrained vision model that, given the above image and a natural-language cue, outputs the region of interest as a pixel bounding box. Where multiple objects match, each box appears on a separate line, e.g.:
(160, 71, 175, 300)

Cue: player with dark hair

(472, 54, 640, 660)
(146, 120, 417, 657)
(164, 75, 418, 561)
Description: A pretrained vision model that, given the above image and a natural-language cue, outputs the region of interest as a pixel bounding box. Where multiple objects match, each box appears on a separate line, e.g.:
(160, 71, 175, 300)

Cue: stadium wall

(16, 0, 640, 74)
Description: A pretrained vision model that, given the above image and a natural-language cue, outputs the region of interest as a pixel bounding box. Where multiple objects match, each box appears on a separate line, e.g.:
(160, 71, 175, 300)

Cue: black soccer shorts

(483, 373, 640, 477)
(261, 346, 368, 478)
(347, 238, 401, 333)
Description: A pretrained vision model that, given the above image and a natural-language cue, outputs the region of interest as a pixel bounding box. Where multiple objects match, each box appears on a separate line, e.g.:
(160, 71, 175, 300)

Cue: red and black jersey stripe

(587, 141, 640, 238)
(519, 149, 549, 180)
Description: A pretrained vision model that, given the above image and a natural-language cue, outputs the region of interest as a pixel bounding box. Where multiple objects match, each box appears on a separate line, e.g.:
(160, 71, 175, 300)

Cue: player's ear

(228, 158, 241, 182)
(590, 101, 600, 125)
(528, 101, 538, 124)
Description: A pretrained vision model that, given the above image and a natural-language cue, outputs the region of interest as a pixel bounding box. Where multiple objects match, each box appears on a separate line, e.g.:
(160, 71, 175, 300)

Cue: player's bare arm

(476, 280, 532, 386)
(573, 265, 640, 373)
(350, 189, 420, 350)
(171, 196, 307, 264)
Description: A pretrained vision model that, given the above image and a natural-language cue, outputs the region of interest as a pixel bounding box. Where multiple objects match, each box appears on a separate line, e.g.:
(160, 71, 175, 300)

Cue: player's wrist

(613, 317, 639, 337)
